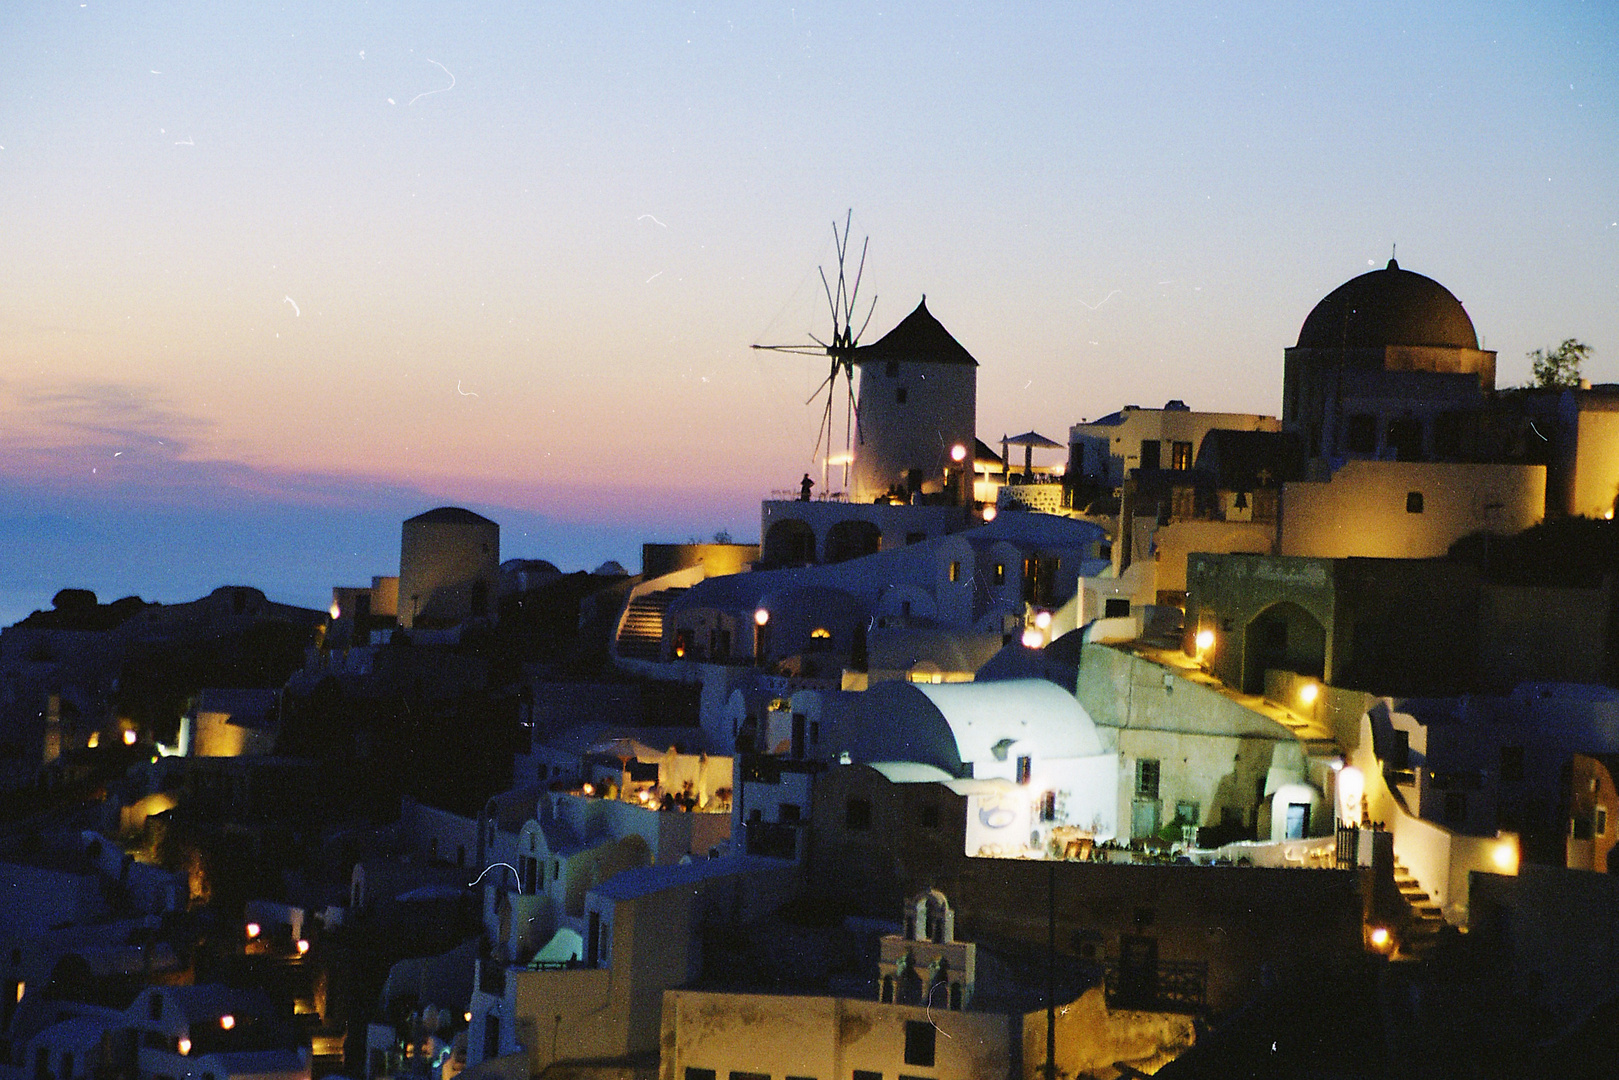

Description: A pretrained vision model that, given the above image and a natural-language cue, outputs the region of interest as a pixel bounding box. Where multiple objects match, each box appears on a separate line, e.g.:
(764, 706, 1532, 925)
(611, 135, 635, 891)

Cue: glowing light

(14, 982, 23, 1003)
(123, 729, 137, 745)
(178, 1038, 192, 1055)
(810, 626, 832, 638)
(1369, 927, 1390, 950)
(220, 1015, 235, 1030)
(826, 451, 854, 466)
(87, 732, 99, 749)
(1194, 628, 1215, 651)
(1299, 682, 1320, 705)
(245, 922, 261, 939)
(1607, 509, 1615, 521)
(1493, 840, 1518, 872)
(982, 505, 998, 521)
(1033, 610, 1052, 629)
(464, 1012, 472, 1024)
(296, 939, 310, 955)
(330, 602, 341, 620)
(674, 643, 685, 658)
(753, 608, 770, 627)
(1021, 628, 1044, 649)
(582, 783, 594, 796)
(950, 443, 967, 462)
(1337, 766, 1364, 827)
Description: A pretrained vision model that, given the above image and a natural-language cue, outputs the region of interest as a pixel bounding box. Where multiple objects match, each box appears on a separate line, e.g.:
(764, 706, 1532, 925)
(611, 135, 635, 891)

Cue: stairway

(615, 587, 688, 660)
(1392, 860, 1447, 961)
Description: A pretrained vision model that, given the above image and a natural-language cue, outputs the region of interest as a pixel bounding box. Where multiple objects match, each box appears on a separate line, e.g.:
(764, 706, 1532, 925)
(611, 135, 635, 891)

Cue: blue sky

(0, 2, 1615, 621)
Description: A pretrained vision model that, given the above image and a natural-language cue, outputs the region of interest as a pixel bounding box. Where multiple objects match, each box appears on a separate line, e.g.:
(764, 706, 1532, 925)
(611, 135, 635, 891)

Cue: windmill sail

(753, 211, 877, 493)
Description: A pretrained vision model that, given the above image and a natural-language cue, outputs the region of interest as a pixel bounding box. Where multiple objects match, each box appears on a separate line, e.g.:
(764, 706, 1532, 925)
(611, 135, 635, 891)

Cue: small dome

(1296, 260, 1479, 351)
(406, 506, 496, 526)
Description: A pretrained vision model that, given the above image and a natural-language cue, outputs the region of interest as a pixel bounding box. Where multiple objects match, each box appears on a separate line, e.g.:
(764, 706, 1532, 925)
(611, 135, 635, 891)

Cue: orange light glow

(982, 505, 998, 521)
(1194, 628, 1215, 651)
(245, 922, 261, 939)
(178, 1038, 192, 1055)
(220, 1015, 235, 1030)
(1369, 927, 1390, 950)
(123, 729, 137, 745)
(87, 732, 100, 748)
(753, 608, 770, 627)
(296, 939, 310, 955)
(1299, 682, 1320, 705)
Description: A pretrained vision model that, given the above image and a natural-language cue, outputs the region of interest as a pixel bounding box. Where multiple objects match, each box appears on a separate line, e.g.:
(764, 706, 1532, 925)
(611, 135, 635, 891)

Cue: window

(778, 803, 801, 823)
(906, 1023, 945, 1075)
(1175, 800, 1200, 826)
(1171, 440, 1193, 471)
(1600, 807, 1609, 838)
(1406, 491, 1424, 514)
(1016, 755, 1032, 785)
(1346, 414, 1376, 453)
(1104, 597, 1130, 618)
(1040, 790, 1057, 822)
(729, 1073, 770, 1080)
(948, 560, 960, 582)
(906, 532, 925, 545)
(845, 798, 872, 830)
(886, 361, 899, 376)
(1444, 792, 1467, 829)
(853, 1072, 883, 1080)
(1500, 746, 1524, 783)
(895, 387, 907, 404)
(810, 721, 820, 745)
(992, 562, 1005, 585)
(918, 803, 940, 829)
(904, 1020, 937, 1066)
(683, 1072, 717, 1080)
(1136, 759, 1160, 800)
(1140, 439, 1161, 470)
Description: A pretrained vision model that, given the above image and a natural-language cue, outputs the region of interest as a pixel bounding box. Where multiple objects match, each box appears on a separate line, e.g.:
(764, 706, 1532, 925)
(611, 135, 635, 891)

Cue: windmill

(753, 211, 878, 495)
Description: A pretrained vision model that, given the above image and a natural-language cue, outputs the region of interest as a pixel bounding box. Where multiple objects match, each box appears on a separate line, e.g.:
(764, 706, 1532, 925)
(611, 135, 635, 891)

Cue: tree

(1527, 338, 1592, 389)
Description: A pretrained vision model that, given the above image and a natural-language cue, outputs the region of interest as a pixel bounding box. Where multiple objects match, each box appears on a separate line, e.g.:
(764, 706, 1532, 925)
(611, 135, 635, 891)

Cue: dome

(406, 506, 496, 526)
(1296, 260, 1479, 351)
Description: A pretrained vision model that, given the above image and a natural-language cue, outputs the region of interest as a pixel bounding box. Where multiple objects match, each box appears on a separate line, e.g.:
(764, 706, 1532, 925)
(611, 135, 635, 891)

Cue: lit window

(948, 560, 960, 582)
(1016, 755, 1032, 785)
(992, 562, 1005, 585)
(810, 627, 831, 639)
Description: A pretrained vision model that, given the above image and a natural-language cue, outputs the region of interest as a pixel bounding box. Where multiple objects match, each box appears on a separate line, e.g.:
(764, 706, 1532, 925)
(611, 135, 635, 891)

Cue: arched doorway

(1243, 601, 1326, 694)
(762, 519, 817, 565)
(824, 519, 882, 563)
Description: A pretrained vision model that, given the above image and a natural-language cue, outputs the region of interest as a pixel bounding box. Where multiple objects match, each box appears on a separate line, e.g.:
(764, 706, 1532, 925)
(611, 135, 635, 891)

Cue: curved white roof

(912, 678, 1103, 760)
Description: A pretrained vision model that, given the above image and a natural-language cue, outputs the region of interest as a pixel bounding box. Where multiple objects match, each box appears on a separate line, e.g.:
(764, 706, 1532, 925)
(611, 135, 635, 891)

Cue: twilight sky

(1, 1, 1616, 622)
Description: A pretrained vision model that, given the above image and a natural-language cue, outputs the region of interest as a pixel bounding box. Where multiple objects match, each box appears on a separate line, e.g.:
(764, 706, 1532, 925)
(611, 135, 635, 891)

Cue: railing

(1103, 957, 1208, 1013)
(1336, 825, 1358, 869)
(769, 490, 851, 502)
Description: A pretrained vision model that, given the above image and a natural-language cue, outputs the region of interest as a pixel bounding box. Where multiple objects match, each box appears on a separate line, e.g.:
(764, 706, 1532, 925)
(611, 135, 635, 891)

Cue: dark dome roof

(853, 297, 979, 367)
(406, 506, 495, 526)
(1296, 260, 1479, 351)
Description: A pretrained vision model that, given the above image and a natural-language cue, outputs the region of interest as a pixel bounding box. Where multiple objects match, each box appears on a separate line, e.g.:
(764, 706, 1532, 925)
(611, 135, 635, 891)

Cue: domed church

(1282, 259, 1498, 462)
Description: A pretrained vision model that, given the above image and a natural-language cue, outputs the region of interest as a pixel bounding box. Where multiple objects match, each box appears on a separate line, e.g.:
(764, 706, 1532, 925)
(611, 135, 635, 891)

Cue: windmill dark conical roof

(853, 297, 979, 367)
